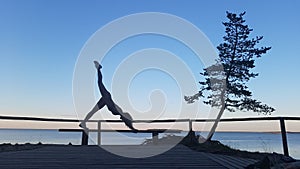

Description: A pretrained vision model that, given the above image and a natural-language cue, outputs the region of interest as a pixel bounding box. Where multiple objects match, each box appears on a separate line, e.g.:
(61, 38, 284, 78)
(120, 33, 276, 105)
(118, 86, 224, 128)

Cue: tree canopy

(185, 11, 275, 115)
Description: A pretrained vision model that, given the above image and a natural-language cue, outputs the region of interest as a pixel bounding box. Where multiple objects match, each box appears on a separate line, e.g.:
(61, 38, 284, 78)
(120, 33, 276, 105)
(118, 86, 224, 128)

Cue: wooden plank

(0, 145, 231, 168)
(201, 152, 257, 169)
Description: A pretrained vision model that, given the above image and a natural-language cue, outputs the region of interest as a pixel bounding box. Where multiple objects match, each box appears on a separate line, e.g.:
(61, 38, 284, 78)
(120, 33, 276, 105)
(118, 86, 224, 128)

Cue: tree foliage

(185, 11, 275, 115)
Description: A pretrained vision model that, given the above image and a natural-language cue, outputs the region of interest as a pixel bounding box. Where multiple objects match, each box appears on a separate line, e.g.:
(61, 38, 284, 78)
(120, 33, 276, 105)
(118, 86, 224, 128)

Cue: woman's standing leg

(80, 98, 106, 129)
(80, 61, 105, 129)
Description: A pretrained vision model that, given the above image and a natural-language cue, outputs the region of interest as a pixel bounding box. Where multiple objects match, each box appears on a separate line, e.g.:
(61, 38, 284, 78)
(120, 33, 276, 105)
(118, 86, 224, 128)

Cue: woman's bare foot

(94, 61, 102, 69)
(79, 122, 89, 130)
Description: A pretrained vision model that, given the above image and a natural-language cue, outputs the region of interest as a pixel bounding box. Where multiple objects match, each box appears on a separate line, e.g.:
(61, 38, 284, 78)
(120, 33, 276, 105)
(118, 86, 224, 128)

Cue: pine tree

(185, 11, 275, 140)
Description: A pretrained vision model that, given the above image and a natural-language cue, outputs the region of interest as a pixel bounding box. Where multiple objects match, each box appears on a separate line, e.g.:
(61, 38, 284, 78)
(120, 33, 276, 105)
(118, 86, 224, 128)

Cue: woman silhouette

(80, 61, 137, 132)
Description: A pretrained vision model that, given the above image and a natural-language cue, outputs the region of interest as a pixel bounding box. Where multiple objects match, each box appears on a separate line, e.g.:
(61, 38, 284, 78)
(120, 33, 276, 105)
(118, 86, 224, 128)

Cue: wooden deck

(0, 145, 256, 168)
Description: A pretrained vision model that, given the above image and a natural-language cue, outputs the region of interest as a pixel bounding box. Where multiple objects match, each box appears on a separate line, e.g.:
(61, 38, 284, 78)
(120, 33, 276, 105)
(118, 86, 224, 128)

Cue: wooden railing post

(81, 129, 89, 145)
(189, 119, 193, 131)
(279, 117, 289, 156)
(97, 121, 101, 146)
(152, 131, 159, 144)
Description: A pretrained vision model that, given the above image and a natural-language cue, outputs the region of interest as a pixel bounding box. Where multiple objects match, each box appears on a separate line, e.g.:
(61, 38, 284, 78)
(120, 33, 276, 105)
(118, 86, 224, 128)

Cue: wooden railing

(0, 115, 299, 156)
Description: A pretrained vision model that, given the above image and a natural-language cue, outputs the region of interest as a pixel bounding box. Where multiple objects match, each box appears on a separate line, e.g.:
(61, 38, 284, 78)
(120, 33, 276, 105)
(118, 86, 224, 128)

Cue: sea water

(211, 132, 300, 160)
(0, 129, 299, 159)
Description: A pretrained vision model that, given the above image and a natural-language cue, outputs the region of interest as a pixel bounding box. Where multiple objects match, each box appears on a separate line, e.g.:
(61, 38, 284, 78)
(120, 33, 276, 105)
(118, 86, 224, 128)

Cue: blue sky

(0, 1, 299, 130)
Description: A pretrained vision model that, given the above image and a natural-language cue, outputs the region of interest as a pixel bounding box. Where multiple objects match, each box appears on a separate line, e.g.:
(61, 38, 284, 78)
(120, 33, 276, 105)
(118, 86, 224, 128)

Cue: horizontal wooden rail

(59, 128, 182, 145)
(59, 129, 181, 133)
(1, 115, 300, 123)
(0, 115, 79, 122)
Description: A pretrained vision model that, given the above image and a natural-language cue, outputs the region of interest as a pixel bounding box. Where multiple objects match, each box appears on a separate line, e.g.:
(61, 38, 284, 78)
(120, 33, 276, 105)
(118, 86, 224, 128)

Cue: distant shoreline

(0, 128, 300, 133)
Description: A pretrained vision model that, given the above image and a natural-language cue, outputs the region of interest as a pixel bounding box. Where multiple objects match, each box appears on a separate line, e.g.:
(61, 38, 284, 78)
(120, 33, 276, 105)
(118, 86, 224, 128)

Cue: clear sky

(0, 0, 299, 131)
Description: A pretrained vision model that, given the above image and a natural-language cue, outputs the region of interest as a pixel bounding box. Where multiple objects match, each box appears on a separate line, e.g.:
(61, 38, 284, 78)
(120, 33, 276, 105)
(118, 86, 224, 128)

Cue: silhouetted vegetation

(185, 11, 275, 140)
(0, 143, 43, 152)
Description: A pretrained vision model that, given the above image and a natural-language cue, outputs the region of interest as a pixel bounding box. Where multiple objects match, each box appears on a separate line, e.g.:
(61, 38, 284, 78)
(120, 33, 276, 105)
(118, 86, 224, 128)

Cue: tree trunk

(206, 105, 225, 141)
(205, 89, 226, 142)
